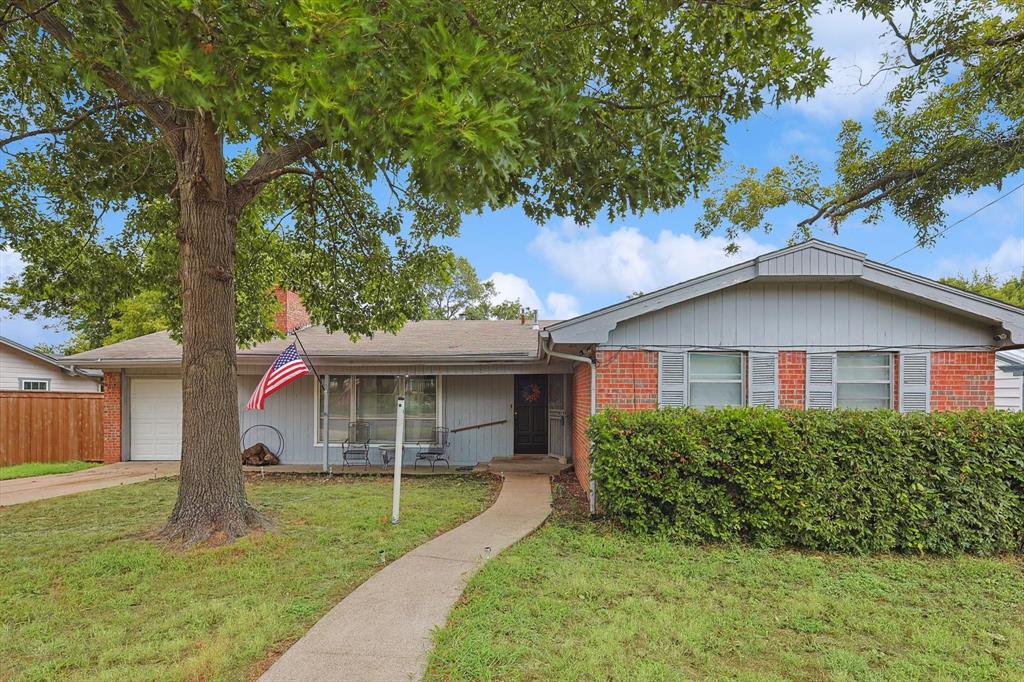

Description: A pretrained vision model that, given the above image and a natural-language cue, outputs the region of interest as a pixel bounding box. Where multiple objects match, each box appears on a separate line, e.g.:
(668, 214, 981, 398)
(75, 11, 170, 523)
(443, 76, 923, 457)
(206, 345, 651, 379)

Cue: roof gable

(546, 239, 1024, 345)
(0, 335, 101, 378)
(755, 240, 864, 278)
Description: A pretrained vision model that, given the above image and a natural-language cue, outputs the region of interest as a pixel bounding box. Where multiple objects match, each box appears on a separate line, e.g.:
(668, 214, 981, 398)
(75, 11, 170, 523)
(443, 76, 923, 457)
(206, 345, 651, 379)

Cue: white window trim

(687, 351, 746, 408)
(312, 374, 443, 447)
(19, 378, 51, 391)
(835, 352, 894, 410)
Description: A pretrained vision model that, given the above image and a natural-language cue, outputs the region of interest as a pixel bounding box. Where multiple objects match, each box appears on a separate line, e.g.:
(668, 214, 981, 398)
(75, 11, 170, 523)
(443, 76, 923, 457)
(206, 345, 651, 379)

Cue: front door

(514, 375, 548, 454)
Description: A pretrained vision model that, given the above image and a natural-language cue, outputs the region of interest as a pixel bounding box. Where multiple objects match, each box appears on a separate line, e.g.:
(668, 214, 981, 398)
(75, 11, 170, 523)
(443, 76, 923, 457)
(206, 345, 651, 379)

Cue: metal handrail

(450, 418, 508, 434)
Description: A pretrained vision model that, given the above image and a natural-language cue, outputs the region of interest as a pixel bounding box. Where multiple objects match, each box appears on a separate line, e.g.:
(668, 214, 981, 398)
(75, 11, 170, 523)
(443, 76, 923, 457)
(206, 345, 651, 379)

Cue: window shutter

(659, 352, 687, 407)
(806, 353, 836, 410)
(899, 351, 930, 413)
(747, 352, 779, 407)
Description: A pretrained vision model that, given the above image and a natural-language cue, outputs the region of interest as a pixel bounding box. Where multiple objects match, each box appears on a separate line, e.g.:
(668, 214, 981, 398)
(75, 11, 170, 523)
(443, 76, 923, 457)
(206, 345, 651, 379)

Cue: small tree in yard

(0, 0, 827, 544)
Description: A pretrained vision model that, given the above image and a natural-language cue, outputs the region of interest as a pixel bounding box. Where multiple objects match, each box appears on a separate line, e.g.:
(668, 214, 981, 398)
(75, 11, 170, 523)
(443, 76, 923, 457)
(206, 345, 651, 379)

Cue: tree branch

(0, 0, 55, 29)
(229, 132, 325, 212)
(0, 102, 123, 149)
(14, 0, 179, 141)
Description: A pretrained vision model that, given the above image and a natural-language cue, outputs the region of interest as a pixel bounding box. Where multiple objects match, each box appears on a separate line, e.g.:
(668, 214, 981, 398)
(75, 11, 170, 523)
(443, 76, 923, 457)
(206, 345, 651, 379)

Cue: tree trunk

(159, 113, 270, 545)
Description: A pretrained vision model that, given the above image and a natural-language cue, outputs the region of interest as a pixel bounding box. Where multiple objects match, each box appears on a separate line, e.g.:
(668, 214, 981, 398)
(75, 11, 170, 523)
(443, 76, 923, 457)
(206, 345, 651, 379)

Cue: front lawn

(0, 474, 494, 681)
(427, 477, 1024, 682)
(0, 460, 100, 480)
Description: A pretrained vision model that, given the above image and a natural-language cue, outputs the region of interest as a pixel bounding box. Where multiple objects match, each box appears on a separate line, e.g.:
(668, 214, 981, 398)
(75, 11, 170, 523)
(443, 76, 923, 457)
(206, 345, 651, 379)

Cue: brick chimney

(273, 287, 311, 334)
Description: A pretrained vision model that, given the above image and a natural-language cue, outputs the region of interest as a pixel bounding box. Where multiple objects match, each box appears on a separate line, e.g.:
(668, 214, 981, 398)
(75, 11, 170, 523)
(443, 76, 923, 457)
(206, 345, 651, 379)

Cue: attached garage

(129, 379, 182, 460)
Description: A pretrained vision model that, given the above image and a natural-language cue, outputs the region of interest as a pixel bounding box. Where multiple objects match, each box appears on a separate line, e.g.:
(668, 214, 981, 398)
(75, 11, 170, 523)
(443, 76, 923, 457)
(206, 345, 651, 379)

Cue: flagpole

(292, 329, 330, 473)
(391, 395, 406, 524)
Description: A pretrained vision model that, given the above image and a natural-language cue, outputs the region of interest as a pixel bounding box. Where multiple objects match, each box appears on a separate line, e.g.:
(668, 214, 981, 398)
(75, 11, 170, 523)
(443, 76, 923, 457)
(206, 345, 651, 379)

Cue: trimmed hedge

(589, 408, 1024, 554)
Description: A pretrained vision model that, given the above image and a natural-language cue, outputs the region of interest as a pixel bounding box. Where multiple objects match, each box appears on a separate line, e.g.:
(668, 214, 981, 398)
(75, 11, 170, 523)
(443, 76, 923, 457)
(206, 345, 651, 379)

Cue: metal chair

(342, 421, 371, 467)
(414, 427, 451, 471)
(378, 445, 396, 469)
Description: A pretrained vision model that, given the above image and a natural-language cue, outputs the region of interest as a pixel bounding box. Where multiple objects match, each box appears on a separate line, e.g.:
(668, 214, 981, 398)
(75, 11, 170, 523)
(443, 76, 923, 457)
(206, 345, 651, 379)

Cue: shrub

(589, 408, 1024, 555)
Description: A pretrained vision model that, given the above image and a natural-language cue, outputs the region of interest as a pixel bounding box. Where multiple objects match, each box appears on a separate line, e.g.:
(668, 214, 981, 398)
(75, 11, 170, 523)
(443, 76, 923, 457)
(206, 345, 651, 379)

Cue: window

(20, 379, 49, 391)
(316, 375, 439, 444)
(836, 353, 892, 409)
(688, 352, 744, 407)
(356, 375, 400, 443)
(404, 376, 438, 442)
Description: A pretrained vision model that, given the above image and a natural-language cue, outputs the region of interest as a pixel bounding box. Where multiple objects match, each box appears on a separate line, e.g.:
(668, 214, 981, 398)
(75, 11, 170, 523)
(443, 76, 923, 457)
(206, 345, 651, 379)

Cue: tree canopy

(697, 0, 1024, 247)
(941, 270, 1024, 308)
(423, 255, 521, 320)
(0, 0, 829, 543)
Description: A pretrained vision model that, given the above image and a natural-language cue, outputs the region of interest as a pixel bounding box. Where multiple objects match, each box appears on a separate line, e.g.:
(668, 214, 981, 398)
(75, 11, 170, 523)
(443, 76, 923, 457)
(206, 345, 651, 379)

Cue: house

(0, 336, 102, 392)
(996, 349, 1024, 411)
(62, 241, 1024, 498)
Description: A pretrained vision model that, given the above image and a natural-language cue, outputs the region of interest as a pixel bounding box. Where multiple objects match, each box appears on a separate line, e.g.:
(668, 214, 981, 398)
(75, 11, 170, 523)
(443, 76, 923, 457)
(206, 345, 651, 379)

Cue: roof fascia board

(759, 239, 866, 261)
(67, 352, 544, 368)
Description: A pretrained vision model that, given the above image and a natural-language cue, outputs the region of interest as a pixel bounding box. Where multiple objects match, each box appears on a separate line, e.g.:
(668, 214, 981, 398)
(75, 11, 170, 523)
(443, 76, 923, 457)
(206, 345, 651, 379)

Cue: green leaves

(589, 408, 1024, 555)
(698, 0, 1024, 246)
(3, 0, 833, 348)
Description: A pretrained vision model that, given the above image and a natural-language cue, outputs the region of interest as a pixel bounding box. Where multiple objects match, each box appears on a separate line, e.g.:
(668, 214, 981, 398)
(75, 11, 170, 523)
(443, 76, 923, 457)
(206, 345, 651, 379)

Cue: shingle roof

(62, 320, 550, 366)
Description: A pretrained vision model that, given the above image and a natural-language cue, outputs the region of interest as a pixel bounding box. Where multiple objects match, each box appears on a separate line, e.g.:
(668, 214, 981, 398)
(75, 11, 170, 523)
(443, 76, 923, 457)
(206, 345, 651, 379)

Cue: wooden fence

(0, 391, 104, 466)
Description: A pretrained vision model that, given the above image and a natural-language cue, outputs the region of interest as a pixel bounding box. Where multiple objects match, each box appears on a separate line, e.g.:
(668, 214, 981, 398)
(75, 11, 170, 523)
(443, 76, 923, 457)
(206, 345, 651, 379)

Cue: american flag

(246, 343, 311, 410)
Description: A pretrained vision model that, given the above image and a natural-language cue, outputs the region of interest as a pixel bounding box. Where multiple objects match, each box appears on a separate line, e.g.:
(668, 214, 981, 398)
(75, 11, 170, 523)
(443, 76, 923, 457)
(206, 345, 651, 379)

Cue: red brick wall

(102, 370, 122, 464)
(930, 351, 995, 411)
(778, 351, 806, 409)
(571, 362, 592, 493)
(595, 350, 659, 411)
(273, 288, 310, 334)
(572, 350, 659, 494)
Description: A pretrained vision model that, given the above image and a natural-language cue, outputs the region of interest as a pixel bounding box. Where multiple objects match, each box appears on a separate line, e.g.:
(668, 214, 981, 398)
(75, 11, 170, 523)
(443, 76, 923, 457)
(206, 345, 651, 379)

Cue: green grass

(427, 486, 1024, 682)
(0, 460, 100, 480)
(0, 475, 494, 681)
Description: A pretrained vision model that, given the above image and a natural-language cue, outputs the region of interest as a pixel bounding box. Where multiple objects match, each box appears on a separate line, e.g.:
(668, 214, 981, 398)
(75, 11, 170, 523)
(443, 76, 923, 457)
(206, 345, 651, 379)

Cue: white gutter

(541, 337, 597, 514)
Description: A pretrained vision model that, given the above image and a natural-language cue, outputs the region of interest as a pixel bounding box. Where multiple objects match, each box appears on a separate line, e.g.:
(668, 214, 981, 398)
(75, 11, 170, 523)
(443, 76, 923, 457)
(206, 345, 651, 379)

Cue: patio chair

(342, 420, 372, 467)
(414, 427, 451, 471)
(378, 445, 396, 469)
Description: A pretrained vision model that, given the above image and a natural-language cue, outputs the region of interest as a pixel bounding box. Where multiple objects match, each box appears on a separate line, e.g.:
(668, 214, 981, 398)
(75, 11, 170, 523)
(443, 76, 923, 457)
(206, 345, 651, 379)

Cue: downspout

(542, 337, 597, 514)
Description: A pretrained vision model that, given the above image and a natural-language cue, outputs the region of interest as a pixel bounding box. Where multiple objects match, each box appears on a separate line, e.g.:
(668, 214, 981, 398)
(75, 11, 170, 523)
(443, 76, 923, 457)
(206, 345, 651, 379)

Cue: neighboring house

(995, 349, 1024, 411)
(0, 336, 102, 392)
(63, 241, 1024, 491)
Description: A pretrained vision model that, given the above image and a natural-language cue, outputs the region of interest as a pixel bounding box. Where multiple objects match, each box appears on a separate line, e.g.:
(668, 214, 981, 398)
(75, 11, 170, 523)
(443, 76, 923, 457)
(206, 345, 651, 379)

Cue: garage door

(130, 379, 182, 460)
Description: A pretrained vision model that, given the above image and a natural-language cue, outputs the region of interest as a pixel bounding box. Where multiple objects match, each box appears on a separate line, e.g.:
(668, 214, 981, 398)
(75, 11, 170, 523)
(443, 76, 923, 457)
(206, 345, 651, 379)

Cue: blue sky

(2, 7, 1023, 348)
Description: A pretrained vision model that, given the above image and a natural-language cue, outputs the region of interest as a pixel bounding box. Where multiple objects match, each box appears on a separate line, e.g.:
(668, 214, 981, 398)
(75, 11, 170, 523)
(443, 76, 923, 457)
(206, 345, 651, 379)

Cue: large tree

(1, 0, 827, 543)
(697, 0, 1024, 246)
(423, 255, 520, 320)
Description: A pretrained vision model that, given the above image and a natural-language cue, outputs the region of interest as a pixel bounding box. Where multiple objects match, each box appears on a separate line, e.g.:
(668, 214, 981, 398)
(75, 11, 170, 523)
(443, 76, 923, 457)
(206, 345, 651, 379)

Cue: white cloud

(488, 272, 543, 312)
(530, 225, 776, 296)
(791, 7, 906, 122)
(936, 237, 1024, 280)
(0, 247, 25, 281)
(486, 271, 580, 320)
(544, 292, 581, 319)
(0, 248, 72, 348)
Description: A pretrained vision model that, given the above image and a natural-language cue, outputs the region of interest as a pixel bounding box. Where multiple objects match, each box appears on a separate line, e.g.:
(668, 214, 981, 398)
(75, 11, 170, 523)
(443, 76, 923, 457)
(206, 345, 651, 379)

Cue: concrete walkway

(260, 473, 552, 682)
(0, 461, 179, 506)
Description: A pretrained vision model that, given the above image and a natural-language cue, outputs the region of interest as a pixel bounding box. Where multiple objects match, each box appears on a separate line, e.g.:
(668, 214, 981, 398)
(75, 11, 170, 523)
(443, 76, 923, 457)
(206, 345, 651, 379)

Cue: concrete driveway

(0, 461, 179, 507)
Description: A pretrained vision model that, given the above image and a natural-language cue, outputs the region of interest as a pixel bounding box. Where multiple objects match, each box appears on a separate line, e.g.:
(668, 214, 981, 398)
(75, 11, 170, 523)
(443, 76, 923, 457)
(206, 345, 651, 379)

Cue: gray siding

(443, 374, 514, 464)
(757, 248, 862, 277)
(237, 374, 319, 464)
(127, 368, 560, 465)
(237, 372, 521, 465)
(606, 281, 995, 350)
